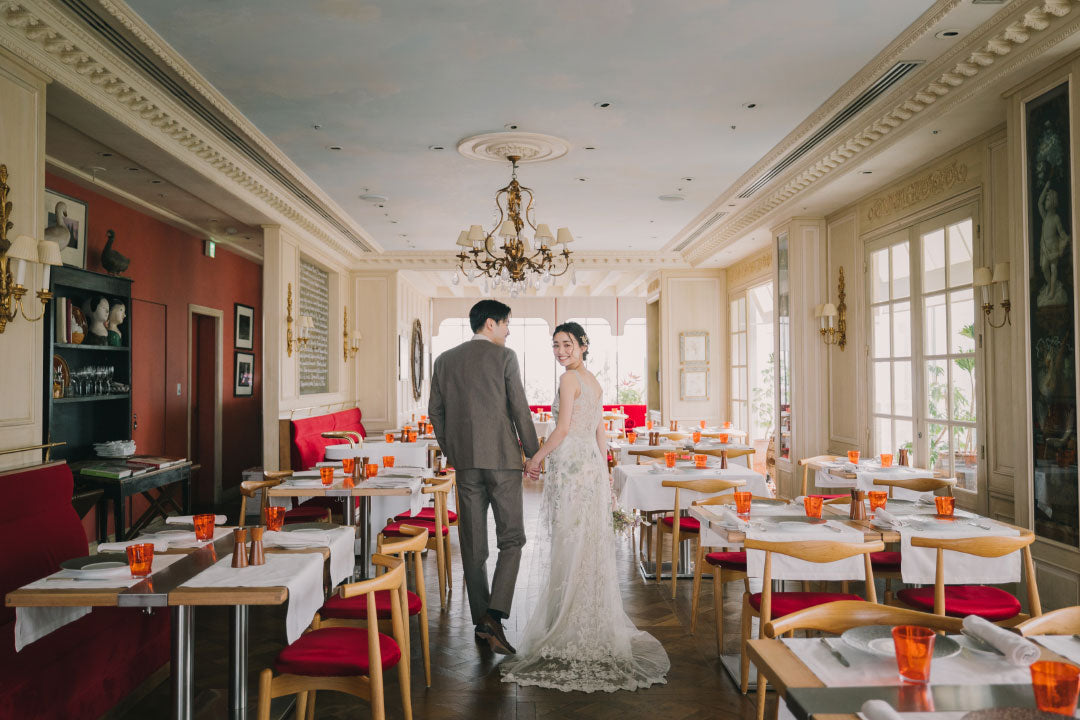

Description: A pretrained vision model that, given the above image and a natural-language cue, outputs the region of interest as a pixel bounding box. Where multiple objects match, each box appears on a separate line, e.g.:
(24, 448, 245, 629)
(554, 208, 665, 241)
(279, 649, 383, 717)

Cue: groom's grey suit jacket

(428, 338, 540, 470)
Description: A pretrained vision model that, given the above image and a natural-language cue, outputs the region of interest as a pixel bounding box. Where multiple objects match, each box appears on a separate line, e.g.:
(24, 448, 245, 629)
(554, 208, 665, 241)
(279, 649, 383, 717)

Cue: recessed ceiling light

(359, 193, 388, 203)
(576, 177, 588, 182)
(225, 227, 238, 235)
(935, 29, 960, 38)
(682, 177, 694, 182)
(728, 203, 736, 207)
(149, 179, 163, 184)
(328, 145, 342, 151)
(658, 194, 685, 202)
(399, 233, 408, 238)
(126, 167, 140, 172)
(428, 145, 445, 151)
(504, 123, 519, 130)
(584, 146, 596, 150)
(931, 129, 940, 135)
(860, 170, 873, 175)
(312, 123, 322, 130)
(97, 152, 113, 158)
(742, 102, 757, 109)
(593, 101, 613, 109)
(390, 220, 398, 224)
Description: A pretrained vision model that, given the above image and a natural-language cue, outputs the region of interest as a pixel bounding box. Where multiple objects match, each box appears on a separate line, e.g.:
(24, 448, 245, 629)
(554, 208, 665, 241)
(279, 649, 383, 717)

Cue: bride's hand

(524, 457, 542, 478)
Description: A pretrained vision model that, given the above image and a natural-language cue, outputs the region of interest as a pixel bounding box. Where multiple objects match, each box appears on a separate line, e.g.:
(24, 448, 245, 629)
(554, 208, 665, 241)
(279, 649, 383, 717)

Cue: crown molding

(0, 0, 374, 262)
(352, 250, 690, 271)
(682, 0, 1078, 266)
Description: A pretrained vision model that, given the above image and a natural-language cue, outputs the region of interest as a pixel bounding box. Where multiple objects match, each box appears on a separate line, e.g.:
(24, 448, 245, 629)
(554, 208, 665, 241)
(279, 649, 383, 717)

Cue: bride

(502, 322, 670, 692)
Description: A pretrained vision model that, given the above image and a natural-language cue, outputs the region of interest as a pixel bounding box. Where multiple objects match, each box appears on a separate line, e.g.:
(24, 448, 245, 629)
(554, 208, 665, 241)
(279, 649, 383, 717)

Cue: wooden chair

(701, 447, 755, 468)
(755, 601, 963, 720)
(872, 475, 957, 498)
(628, 449, 668, 464)
(1018, 605, 1080, 636)
(796, 455, 844, 497)
(240, 471, 331, 525)
(256, 554, 411, 720)
(739, 537, 884, 694)
(380, 477, 453, 609)
(896, 531, 1040, 626)
(667, 432, 690, 443)
(656, 478, 746, 598)
(316, 525, 432, 687)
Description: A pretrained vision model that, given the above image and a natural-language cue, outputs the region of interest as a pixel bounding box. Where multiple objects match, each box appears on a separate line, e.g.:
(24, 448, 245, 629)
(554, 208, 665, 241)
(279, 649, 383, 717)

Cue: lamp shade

(6, 234, 39, 262)
(821, 303, 838, 317)
(992, 262, 1010, 283)
(973, 266, 993, 287)
(456, 230, 472, 247)
(38, 240, 62, 266)
(556, 227, 574, 245)
(535, 224, 554, 243)
(498, 221, 516, 238)
(467, 225, 486, 244)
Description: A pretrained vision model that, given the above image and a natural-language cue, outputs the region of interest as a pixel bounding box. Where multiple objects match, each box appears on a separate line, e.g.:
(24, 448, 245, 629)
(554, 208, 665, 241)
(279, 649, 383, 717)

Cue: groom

(428, 299, 540, 654)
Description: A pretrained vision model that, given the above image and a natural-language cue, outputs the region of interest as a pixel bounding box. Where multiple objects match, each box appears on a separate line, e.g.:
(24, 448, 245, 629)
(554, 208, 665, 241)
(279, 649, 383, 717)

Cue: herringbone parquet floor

(109, 480, 760, 720)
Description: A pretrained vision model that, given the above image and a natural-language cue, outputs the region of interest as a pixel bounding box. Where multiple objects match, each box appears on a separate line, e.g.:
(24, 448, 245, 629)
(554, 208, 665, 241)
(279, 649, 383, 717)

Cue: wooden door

(191, 314, 217, 507)
(131, 299, 166, 455)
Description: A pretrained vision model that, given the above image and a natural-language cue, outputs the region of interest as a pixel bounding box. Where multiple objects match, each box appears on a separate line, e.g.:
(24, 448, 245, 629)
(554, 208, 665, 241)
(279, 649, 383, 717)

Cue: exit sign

(204, 239, 216, 258)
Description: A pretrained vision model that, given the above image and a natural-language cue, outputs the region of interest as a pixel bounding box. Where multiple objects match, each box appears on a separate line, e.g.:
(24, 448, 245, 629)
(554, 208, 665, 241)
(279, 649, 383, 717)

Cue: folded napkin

(873, 508, 906, 528)
(860, 700, 902, 720)
(716, 507, 749, 529)
(167, 514, 226, 525)
(98, 537, 169, 553)
(842, 462, 857, 472)
(962, 615, 1039, 666)
(915, 492, 936, 506)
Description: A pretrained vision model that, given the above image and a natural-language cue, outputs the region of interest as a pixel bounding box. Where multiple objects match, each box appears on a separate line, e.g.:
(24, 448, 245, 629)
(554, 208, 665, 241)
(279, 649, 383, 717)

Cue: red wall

(45, 174, 263, 539)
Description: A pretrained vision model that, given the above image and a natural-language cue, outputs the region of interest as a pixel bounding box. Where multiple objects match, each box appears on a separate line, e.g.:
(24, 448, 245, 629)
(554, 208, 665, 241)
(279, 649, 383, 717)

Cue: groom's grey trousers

(455, 468, 526, 625)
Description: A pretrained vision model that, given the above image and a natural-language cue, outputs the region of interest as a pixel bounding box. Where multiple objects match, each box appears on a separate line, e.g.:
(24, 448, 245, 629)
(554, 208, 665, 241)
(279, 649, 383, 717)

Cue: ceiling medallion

(456, 132, 571, 164)
(453, 154, 574, 296)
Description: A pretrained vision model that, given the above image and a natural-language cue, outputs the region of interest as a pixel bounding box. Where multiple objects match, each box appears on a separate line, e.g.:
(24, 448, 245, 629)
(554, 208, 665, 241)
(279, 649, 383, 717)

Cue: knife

(820, 637, 850, 667)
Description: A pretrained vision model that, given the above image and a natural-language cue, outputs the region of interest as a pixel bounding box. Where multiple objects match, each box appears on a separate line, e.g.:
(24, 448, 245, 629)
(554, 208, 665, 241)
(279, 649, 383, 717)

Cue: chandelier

(455, 155, 573, 296)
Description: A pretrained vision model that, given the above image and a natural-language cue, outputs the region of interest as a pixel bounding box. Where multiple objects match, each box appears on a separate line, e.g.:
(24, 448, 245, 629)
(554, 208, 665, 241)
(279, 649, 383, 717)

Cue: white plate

(776, 521, 826, 532)
(145, 529, 190, 539)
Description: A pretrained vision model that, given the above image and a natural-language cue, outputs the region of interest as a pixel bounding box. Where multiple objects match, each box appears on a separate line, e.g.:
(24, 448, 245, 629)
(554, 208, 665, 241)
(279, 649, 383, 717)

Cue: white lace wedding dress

(501, 369, 670, 692)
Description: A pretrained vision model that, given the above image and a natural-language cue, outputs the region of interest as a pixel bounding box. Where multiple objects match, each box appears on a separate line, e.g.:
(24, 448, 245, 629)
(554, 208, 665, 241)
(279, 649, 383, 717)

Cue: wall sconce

(343, 306, 361, 361)
(284, 282, 313, 357)
(973, 262, 1011, 328)
(0, 165, 62, 334)
(815, 266, 847, 350)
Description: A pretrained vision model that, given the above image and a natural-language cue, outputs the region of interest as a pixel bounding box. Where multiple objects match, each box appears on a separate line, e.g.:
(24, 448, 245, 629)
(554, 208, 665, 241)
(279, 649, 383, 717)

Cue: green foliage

(752, 353, 776, 436)
(617, 372, 644, 405)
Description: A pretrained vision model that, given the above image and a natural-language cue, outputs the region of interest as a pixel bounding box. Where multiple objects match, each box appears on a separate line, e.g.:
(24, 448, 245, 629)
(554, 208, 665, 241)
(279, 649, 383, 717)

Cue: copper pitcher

(898, 448, 909, 466)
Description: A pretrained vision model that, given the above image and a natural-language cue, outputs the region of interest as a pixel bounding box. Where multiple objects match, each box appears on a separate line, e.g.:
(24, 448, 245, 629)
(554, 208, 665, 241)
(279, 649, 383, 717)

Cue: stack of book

(80, 456, 186, 479)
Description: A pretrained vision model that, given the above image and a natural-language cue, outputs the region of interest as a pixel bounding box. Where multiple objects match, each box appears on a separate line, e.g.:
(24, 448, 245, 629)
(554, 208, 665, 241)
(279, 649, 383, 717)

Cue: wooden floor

(108, 479, 760, 720)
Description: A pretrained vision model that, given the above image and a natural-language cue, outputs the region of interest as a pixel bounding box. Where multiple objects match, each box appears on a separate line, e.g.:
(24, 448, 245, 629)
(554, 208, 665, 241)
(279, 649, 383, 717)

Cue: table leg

(171, 605, 194, 720)
(96, 494, 109, 543)
(358, 496, 371, 580)
(229, 605, 249, 720)
(342, 498, 359, 582)
(115, 492, 127, 542)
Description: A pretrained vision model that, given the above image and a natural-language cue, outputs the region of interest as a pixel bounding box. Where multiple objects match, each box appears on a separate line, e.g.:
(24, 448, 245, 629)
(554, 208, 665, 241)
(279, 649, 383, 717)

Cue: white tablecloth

(780, 636, 1036, 688)
(353, 440, 436, 469)
(814, 463, 936, 499)
(612, 464, 767, 512)
(533, 418, 555, 440)
(610, 439, 753, 466)
(264, 526, 356, 587)
(182, 553, 324, 643)
(746, 521, 866, 580)
(897, 520, 1020, 585)
(15, 553, 186, 651)
(1032, 635, 1080, 666)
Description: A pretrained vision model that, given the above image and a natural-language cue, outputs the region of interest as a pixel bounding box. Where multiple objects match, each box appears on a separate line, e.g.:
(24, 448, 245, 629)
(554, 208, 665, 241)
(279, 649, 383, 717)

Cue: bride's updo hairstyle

(553, 321, 589, 361)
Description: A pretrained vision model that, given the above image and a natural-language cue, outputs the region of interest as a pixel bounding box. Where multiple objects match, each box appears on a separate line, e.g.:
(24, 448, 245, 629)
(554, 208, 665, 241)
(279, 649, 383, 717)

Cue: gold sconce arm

(343, 307, 361, 361)
(817, 266, 847, 350)
(975, 263, 1011, 329)
(0, 165, 59, 334)
(284, 282, 313, 356)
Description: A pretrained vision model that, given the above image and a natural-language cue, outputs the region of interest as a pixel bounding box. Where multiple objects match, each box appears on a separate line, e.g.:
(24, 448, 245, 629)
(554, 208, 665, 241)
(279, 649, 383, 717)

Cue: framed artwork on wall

(234, 303, 254, 349)
(234, 351, 255, 397)
(680, 366, 709, 401)
(679, 331, 709, 364)
(44, 188, 88, 269)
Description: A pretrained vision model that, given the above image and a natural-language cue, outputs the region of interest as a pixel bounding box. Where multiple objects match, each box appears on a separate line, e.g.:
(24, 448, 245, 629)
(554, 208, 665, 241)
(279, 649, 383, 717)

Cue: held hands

(523, 457, 542, 479)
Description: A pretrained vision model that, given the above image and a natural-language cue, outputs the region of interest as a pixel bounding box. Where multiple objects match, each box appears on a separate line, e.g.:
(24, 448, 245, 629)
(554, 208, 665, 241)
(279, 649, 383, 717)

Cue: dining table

(807, 457, 938, 499)
(328, 438, 438, 469)
(610, 437, 754, 465)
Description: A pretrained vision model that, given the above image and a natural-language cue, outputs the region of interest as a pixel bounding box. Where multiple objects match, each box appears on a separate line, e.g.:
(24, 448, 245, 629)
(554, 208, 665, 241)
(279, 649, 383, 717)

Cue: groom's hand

(523, 457, 541, 479)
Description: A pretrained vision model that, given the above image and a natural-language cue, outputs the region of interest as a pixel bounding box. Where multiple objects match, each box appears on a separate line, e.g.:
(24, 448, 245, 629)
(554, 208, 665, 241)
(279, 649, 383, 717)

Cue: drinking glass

(880, 453, 894, 468)
(723, 421, 732, 429)
(694, 454, 708, 469)
(341, 457, 355, 476)
(803, 495, 823, 519)
(868, 491, 888, 518)
(847, 450, 861, 464)
(385, 433, 395, 443)
(408, 430, 418, 443)
(319, 466, 335, 486)
(420, 415, 427, 423)
(627, 432, 638, 445)
(646, 420, 654, 430)
(719, 433, 729, 444)
(383, 455, 395, 468)
(125, 543, 155, 578)
(365, 463, 379, 479)
(935, 496, 955, 517)
(264, 506, 285, 532)
(692, 431, 701, 444)
(700, 420, 707, 429)
(892, 625, 936, 683)
(1030, 661, 1080, 715)
(734, 491, 752, 516)
(664, 451, 677, 470)
(193, 513, 216, 541)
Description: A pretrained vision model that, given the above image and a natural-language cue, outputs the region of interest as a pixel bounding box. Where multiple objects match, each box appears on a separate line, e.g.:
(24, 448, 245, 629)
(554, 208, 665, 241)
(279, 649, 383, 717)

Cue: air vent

(674, 211, 727, 251)
(970, 0, 1006, 4)
(737, 61, 923, 199)
(59, 0, 373, 252)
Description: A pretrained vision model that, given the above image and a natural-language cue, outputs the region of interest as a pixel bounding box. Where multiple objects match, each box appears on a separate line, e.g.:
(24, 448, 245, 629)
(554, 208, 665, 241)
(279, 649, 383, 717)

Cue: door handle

(132, 412, 138, 430)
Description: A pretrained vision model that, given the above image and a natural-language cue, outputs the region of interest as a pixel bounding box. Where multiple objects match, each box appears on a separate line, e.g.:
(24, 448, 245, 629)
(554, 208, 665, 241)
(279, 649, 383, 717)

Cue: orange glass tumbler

(125, 543, 154, 578)
(365, 463, 379, 479)
(847, 450, 861, 464)
(692, 431, 702, 444)
(385, 433, 394, 443)
(319, 466, 335, 486)
(694, 454, 708, 469)
(700, 419, 707, 429)
(382, 455, 395, 468)
(341, 457, 355, 476)
(408, 430, 418, 443)
(646, 420, 654, 430)
(892, 625, 936, 683)
(664, 451, 677, 469)
(723, 421, 732, 429)
(265, 506, 285, 532)
(935, 496, 955, 517)
(803, 495, 823, 519)
(193, 513, 216, 541)
(719, 433, 729, 444)
(627, 432, 638, 444)
(734, 491, 752, 516)
(868, 490, 888, 518)
(880, 453, 894, 468)
(1030, 661, 1080, 715)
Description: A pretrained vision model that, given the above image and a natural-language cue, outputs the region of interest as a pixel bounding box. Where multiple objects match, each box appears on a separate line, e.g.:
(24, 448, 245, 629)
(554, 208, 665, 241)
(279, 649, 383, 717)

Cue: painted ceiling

(123, 0, 934, 255)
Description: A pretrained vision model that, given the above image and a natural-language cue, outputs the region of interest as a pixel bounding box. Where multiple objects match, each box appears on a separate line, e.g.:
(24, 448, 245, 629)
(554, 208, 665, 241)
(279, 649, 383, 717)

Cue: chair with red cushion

(657, 477, 746, 599)
(317, 526, 432, 687)
(256, 554, 410, 720)
(796, 454, 845, 496)
(896, 531, 1040, 626)
(740, 537, 884, 696)
(1018, 605, 1080, 636)
(240, 471, 332, 527)
(380, 476, 454, 609)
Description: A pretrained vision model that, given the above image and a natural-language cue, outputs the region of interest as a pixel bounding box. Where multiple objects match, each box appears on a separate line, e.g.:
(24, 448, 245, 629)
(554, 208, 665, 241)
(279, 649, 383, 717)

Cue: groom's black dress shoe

(475, 616, 516, 655)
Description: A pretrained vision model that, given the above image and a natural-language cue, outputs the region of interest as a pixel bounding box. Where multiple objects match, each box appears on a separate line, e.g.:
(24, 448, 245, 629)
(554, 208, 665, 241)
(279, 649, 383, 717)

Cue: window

(867, 205, 979, 492)
(732, 281, 774, 475)
(730, 296, 748, 432)
(617, 318, 647, 405)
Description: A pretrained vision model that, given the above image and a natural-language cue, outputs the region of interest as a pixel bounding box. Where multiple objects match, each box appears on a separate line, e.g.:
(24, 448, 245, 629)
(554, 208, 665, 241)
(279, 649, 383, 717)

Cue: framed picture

(44, 188, 88, 269)
(679, 331, 709, 364)
(234, 351, 255, 397)
(234, 303, 254, 349)
(680, 366, 709, 401)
